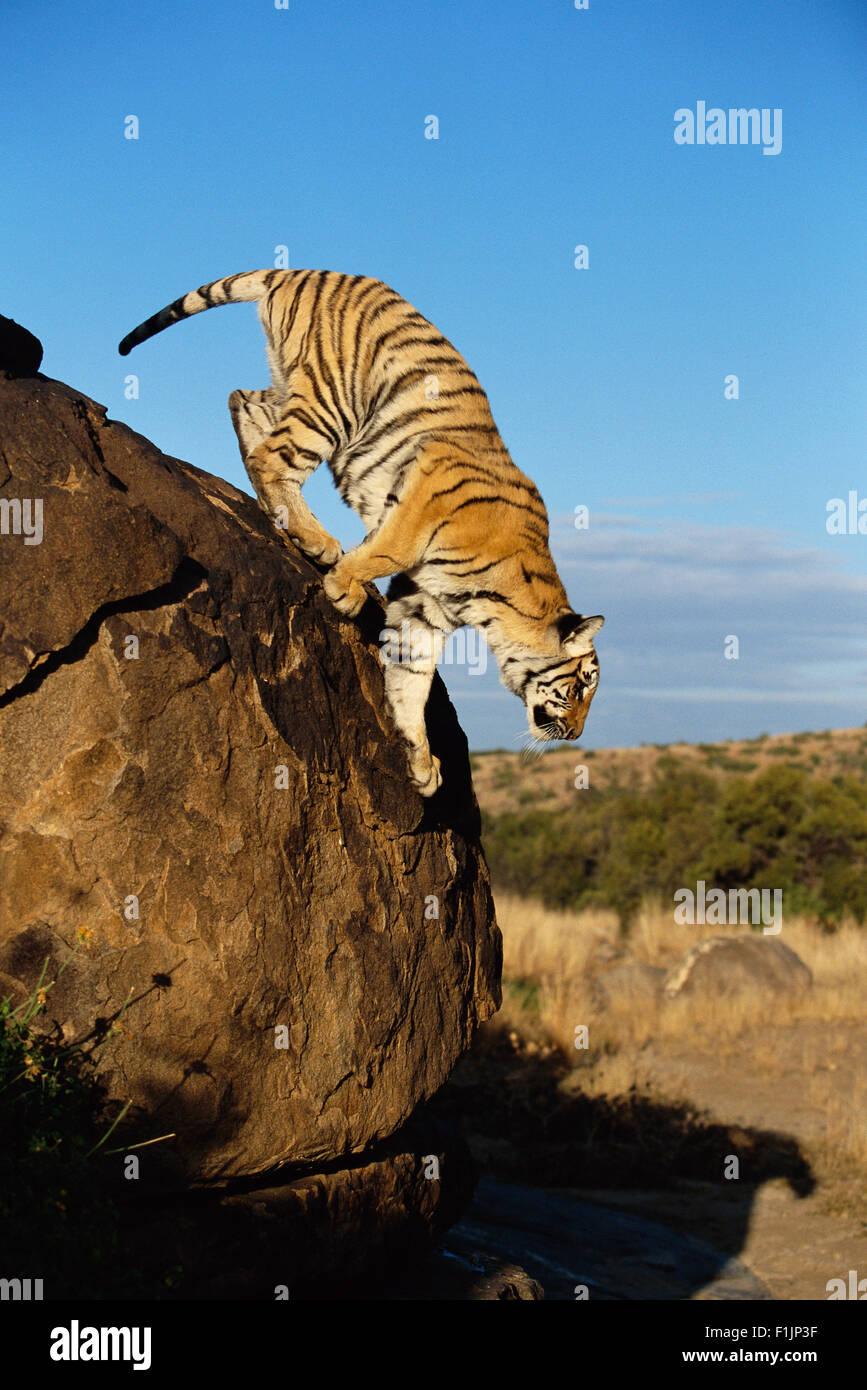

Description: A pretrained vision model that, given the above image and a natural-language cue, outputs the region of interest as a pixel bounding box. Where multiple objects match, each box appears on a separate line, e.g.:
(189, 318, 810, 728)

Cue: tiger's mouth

(531, 707, 577, 742)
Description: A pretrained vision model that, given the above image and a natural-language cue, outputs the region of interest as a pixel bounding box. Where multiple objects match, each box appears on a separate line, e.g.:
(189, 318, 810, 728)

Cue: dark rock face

(0, 372, 501, 1186)
(109, 1110, 478, 1299)
(0, 317, 43, 377)
(664, 936, 812, 999)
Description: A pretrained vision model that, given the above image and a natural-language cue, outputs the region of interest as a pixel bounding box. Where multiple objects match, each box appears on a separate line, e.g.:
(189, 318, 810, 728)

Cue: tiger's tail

(118, 270, 286, 355)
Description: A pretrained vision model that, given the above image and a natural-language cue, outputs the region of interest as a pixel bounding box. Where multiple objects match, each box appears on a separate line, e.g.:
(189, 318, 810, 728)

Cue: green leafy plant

(0, 931, 176, 1297)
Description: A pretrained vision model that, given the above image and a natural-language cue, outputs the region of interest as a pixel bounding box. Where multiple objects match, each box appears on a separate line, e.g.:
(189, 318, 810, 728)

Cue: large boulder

(106, 1109, 479, 1299)
(0, 368, 501, 1186)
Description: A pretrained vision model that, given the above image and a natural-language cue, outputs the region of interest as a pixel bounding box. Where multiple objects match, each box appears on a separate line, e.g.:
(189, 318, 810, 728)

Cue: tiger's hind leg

(229, 388, 283, 460)
(240, 392, 343, 567)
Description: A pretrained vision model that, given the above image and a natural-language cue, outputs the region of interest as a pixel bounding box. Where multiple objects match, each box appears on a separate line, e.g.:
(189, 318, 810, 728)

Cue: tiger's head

(504, 610, 604, 744)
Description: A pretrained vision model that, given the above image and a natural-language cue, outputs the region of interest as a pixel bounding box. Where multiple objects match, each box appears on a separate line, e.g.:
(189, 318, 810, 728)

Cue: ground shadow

(420, 1029, 816, 1298)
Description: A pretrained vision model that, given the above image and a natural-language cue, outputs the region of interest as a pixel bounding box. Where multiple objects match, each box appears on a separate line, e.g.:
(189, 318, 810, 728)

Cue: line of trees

(481, 760, 867, 930)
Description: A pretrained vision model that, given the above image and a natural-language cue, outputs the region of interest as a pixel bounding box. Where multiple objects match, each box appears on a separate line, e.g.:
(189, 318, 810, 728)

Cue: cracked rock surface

(0, 370, 501, 1183)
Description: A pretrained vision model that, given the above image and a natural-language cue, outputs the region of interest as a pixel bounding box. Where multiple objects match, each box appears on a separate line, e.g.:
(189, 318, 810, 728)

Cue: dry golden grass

(494, 891, 867, 1062)
(811, 1075, 867, 1170)
(482, 890, 867, 1230)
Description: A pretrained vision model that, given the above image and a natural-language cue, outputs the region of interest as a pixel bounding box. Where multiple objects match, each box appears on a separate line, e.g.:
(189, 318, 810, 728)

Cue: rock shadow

(423, 1031, 816, 1299)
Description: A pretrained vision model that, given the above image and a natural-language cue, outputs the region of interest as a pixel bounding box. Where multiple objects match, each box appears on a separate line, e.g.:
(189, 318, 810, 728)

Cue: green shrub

(483, 762, 867, 931)
(0, 938, 176, 1298)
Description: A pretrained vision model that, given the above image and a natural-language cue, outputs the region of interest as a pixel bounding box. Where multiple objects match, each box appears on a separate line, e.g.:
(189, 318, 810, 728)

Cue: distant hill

(470, 727, 867, 817)
(471, 727, 867, 929)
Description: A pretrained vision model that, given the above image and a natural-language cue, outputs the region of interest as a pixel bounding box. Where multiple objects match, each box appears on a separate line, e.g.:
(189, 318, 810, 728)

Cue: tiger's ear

(554, 610, 605, 653)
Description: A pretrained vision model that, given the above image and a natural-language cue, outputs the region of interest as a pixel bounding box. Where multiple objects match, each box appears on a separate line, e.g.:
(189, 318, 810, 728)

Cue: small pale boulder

(664, 936, 812, 999)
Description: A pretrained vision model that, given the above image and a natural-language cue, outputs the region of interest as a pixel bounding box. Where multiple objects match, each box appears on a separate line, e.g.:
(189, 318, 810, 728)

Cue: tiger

(119, 269, 604, 795)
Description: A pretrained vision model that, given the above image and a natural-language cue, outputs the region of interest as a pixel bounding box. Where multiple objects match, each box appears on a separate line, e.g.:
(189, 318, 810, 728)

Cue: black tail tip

(118, 337, 133, 356)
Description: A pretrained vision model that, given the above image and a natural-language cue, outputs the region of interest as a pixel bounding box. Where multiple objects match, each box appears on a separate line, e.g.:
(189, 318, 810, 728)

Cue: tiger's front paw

(408, 747, 442, 797)
(296, 532, 343, 569)
(268, 513, 343, 569)
(313, 536, 344, 568)
(323, 564, 367, 616)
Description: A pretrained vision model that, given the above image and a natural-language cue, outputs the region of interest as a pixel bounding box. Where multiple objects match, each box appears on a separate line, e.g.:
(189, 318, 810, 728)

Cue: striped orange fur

(119, 270, 604, 794)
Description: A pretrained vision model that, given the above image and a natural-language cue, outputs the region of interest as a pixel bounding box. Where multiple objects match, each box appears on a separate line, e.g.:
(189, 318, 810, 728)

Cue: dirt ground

(573, 1017, 867, 1299)
(575, 1179, 867, 1301)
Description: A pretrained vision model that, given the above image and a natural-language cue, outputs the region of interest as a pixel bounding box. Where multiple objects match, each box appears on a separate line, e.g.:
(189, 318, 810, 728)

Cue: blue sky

(3, 0, 865, 749)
